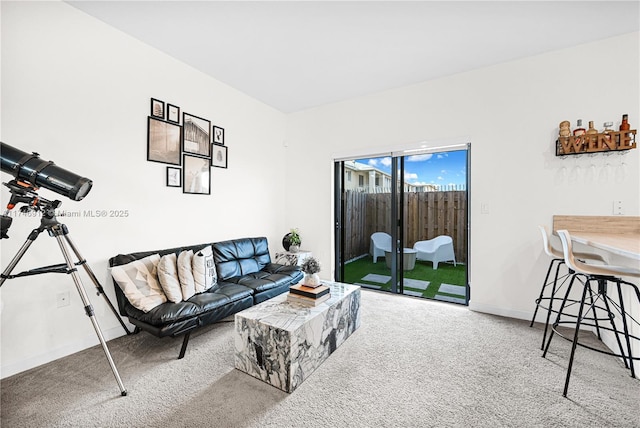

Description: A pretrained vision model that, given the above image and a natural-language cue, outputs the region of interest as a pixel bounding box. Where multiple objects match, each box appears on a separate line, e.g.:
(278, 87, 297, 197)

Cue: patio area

(343, 256, 467, 304)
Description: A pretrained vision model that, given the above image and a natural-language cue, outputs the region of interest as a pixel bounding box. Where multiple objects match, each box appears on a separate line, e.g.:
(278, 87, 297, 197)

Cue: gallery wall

(284, 32, 640, 319)
(0, 2, 289, 377)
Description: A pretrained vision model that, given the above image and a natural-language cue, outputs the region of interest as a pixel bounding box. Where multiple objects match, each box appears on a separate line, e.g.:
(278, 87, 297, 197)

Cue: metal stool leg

(586, 281, 603, 340)
(563, 278, 590, 397)
(615, 280, 636, 378)
(543, 272, 579, 358)
(539, 261, 566, 350)
(531, 258, 559, 327)
(598, 280, 631, 371)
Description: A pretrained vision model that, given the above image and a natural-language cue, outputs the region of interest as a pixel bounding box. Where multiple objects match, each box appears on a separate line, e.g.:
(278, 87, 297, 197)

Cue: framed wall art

(167, 104, 180, 124)
(183, 113, 211, 158)
(183, 154, 211, 195)
(213, 125, 225, 145)
(166, 167, 181, 187)
(210, 144, 228, 169)
(151, 98, 165, 119)
(147, 116, 181, 165)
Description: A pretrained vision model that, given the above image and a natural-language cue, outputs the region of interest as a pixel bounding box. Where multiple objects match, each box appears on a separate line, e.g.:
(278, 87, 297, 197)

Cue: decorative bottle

(585, 121, 598, 150)
(602, 122, 614, 146)
(558, 121, 571, 137)
(573, 119, 586, 136)
(620, 114, 630, 131)
(618, 114, 633, 149)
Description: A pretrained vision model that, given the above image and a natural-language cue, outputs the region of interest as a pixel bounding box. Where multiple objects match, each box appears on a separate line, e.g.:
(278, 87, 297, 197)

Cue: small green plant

(301, 257, 321, 274)
(289, 228, 301, 246)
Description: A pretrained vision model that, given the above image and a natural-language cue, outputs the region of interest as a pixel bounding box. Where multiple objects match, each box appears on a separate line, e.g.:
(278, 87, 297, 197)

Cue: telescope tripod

(0, 203, 129, 396)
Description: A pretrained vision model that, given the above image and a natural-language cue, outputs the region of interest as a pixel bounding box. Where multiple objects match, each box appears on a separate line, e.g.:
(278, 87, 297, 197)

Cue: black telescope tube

(0, 142, 93, 201)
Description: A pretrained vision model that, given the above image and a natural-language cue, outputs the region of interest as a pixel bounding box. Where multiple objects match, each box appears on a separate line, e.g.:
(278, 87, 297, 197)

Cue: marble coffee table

(234, 281, 361, 392)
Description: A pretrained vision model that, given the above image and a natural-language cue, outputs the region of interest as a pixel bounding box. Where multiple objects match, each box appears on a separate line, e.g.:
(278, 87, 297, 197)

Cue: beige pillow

(157, 253, 183, 303)
(111, 254, 166, 312)
(177, 249, 195, 300)
(192, 245, 217, 293)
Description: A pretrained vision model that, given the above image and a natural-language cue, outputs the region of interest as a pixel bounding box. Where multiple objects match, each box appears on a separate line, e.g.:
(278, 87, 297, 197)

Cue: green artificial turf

(343, 256, 467, 300)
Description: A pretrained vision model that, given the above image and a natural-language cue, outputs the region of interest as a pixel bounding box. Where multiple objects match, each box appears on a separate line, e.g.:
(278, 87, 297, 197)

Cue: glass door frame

(333, 142, 470, 304)
(391, 156, 402, 294)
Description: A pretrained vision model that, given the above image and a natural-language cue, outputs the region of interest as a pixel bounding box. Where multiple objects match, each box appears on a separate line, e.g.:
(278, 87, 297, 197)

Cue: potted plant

(288, 228, 301, 253)
(300, 256, 321, 287)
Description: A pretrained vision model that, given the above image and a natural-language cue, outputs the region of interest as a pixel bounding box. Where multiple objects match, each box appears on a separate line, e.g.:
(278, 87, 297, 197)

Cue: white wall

(0, 2, 288, 377)
(284, 32, 640, 320)
(2, 1, 639, 379)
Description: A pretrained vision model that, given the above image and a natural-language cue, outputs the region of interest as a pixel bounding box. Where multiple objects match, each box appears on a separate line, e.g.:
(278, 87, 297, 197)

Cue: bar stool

(542, 229, 640, 397)
(530, 225, 606, 349)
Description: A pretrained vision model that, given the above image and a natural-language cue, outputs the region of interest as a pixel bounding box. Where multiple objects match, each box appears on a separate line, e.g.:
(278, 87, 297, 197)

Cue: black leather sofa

(108, 237, 303, 358)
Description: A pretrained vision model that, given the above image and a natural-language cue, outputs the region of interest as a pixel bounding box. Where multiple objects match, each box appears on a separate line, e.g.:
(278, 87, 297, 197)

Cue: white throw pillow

(157, 253, 183, 303)
(192, 245, 217, 293)
(177, 249, 196, 300)
(111, 254, 166, 312)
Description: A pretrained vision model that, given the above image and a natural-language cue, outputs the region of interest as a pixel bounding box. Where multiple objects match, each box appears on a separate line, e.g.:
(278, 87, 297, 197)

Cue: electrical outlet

(481, 203, 489, 214)
(613, 200, 624, 215)
(57, 291, 70, 308)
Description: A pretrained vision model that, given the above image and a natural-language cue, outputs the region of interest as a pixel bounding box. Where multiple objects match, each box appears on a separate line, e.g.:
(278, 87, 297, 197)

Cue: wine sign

(556, 130, 637, 156)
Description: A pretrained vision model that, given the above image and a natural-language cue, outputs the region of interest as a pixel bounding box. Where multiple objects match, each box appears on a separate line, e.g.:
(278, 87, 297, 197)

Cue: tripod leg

(53, 232, 128, 396)
(61, 233, 132, 335)
(0, 232, 38, 287)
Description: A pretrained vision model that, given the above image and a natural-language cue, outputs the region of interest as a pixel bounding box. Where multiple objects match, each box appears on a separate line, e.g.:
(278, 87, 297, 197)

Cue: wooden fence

(343, 190, 467, 263)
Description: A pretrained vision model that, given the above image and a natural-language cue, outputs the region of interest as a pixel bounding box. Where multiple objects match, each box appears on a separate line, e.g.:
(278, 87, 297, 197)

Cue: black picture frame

(166, 167, 181, 187)
(183, 154, 211, 195)
(147, 117, 182, 165)
(183, 113, 211, 158)
(167, 104, 180, 124)
(151, 98, 165, 119)
(210, 143, 228, 169)
(213, 126, 225, 145)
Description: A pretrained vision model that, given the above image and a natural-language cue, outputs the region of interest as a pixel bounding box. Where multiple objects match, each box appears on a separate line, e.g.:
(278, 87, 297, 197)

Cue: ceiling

(67, 1, 640, 113)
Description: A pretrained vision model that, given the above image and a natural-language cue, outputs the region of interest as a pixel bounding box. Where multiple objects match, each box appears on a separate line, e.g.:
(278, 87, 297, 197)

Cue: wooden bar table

(553, 215, 640, 261)
(567, 232, 639, 260)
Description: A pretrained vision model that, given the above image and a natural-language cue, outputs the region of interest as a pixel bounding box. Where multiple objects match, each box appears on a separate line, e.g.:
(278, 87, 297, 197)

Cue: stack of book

(287, 283, 331, 306)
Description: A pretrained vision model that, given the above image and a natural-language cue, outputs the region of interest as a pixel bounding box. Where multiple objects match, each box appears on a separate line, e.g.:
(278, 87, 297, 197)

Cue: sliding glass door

(334, 145, 469, 304)
(335, 156, 400, 293)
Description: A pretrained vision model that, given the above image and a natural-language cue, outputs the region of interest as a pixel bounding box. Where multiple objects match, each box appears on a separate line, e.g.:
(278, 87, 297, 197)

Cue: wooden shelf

(556, 129, 636, 156)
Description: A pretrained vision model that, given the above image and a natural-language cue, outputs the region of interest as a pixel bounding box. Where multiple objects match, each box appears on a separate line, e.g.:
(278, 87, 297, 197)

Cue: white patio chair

(413, 235, 456, 269)
(370, 232, 391, 263)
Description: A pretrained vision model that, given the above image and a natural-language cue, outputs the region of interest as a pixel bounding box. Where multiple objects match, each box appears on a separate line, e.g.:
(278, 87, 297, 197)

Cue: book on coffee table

(289, 284, 330, 299)
(287, 292, 331, 307)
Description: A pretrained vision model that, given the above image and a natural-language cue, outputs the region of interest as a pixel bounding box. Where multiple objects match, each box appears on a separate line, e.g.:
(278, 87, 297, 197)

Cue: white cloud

(437, 176, 444, 181)
(380, 157, 392, 167)
(405, 172, 418, 181)
(368, 159, 378, 166)
(437, 153, 448, 159)
(407, 154, 432, 162)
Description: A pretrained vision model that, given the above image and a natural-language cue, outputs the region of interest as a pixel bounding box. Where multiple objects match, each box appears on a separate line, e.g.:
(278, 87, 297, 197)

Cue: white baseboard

(1, 324, 130, 379)
(468, 301, 533, 322)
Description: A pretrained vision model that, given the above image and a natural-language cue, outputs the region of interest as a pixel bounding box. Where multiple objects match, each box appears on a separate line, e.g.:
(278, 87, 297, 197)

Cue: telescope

(1, 141, 92, 201)
(0, 141, 128, 395)
(1, 142, 93, 239)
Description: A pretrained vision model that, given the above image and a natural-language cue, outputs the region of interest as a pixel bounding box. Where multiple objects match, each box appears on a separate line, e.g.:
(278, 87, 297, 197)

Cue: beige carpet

(2, 289, 639, 427)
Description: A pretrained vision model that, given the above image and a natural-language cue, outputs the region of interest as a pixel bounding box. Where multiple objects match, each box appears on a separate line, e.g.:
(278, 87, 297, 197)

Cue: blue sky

(358, 150, 467, 187)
